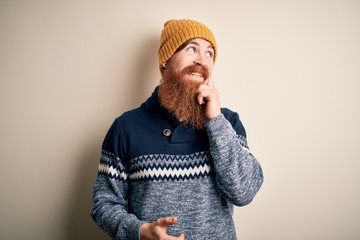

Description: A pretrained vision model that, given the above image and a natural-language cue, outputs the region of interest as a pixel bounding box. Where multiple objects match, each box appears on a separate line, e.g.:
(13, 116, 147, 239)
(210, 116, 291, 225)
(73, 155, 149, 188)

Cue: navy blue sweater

(91, 87, 263, 239)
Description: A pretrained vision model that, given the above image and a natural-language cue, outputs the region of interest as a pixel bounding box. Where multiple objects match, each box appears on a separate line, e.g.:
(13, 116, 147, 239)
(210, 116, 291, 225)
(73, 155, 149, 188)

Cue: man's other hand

(140, 216, 185, 240)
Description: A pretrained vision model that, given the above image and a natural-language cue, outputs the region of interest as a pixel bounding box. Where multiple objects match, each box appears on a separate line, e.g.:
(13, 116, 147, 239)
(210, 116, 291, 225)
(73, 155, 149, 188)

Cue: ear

(160, 67, 166, 78)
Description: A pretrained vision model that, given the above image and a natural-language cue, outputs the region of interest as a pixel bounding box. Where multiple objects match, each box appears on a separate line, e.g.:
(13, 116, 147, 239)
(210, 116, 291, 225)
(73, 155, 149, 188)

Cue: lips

(181, 64, 209, 81)
(188, 72, 204, 80)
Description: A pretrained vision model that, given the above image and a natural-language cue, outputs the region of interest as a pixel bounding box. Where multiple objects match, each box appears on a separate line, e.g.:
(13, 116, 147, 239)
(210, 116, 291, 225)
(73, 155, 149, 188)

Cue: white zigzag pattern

(98, 163, 128, 180)
(129, 164, 210, 180)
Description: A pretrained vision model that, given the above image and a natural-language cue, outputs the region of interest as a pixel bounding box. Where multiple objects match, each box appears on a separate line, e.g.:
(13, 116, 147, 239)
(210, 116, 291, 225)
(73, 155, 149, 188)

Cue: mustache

(180, 64, 209, 81)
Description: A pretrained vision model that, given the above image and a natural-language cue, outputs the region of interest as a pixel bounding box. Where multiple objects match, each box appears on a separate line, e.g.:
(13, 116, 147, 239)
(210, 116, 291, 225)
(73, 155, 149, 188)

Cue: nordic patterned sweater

(91, 87, 264, 240)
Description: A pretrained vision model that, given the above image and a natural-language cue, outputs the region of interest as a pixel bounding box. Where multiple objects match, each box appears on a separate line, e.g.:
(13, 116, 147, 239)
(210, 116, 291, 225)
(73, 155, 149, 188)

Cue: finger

(155, 216, 177, 227)
(197, 90, 206, 105)
(207, 78, 215, 87)
(198, 83, 211, 91)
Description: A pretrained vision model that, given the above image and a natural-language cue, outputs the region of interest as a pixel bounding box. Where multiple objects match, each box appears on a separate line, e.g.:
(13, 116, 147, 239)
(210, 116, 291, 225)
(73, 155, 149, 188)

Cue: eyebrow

(187, 41, 214, 50)
(175, 39, 214, 53)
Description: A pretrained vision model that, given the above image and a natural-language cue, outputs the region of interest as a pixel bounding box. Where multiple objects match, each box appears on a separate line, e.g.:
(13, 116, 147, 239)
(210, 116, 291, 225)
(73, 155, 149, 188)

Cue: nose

(193, 53, 207, 67)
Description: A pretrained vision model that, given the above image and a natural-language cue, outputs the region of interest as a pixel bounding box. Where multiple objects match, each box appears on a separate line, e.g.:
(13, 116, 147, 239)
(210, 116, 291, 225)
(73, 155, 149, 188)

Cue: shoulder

(104, 107, 143, 140)
(221, 107, 237, 119)
(220, 107, 241, 125)
(114, 107, 143, 125)
(220, 107, 247, 138)
(102, 107, 144, 156)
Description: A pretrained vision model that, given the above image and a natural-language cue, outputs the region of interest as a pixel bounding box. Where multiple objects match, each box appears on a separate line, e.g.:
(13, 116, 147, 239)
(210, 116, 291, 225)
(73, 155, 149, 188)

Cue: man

(91, 19, 264, 240)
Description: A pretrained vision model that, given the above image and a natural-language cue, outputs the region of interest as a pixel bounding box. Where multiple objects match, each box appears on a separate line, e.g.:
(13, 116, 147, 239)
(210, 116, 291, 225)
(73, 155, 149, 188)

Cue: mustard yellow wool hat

(158, 19, 217, 69)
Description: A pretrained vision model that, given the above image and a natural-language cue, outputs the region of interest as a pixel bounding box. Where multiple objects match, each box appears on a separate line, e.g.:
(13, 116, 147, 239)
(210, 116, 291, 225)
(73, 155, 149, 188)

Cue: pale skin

(140, 38, 221, 240)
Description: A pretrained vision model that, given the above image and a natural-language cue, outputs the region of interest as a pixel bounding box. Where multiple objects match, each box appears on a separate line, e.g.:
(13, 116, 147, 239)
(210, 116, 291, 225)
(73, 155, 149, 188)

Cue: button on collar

(162, 129, 171, 137)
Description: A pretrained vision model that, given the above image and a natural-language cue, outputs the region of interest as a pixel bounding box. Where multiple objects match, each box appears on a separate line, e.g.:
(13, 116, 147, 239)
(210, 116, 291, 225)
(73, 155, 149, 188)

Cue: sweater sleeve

(205, 113, 264, 206)
(90, 120, 145, 240)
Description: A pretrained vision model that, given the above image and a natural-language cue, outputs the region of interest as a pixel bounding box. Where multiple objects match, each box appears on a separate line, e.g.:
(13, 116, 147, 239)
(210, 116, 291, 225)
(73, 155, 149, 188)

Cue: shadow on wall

(127, 35, 160, 105)
(66, 143, 109, 239)
(65, 36, 159, 239)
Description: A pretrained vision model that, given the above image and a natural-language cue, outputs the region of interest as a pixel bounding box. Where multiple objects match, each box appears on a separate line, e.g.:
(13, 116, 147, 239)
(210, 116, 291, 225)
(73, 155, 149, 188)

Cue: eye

(205, 51, 214, 59)
(186, 46, 196, 53)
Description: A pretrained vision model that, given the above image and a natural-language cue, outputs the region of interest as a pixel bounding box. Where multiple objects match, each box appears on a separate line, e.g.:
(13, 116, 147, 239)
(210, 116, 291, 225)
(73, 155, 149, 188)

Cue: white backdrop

(1, 0, 359, 239)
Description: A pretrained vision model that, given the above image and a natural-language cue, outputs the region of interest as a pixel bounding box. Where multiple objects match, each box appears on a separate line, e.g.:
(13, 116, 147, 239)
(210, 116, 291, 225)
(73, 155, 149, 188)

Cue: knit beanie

(158, 19, 217, 69)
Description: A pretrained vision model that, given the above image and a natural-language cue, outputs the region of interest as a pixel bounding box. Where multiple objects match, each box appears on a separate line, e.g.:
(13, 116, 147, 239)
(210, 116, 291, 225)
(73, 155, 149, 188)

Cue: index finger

(155, 216, 177, 227)
(206, 78, 215, 87)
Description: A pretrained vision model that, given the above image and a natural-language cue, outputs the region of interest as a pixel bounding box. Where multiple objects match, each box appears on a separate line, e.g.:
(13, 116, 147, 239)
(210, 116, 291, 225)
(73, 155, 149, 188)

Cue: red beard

(158, 64, 209, 129)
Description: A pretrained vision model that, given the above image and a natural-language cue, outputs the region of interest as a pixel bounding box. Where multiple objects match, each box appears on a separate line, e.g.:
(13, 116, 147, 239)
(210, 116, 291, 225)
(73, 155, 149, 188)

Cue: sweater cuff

(205, 114, 234, 139)
(129, 219, 146, 240)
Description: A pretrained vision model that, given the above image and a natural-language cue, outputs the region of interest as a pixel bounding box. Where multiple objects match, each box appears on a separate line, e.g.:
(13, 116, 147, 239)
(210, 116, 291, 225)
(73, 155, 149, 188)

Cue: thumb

(167, 232, 185, 240)
(177, 232, 185, 240)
